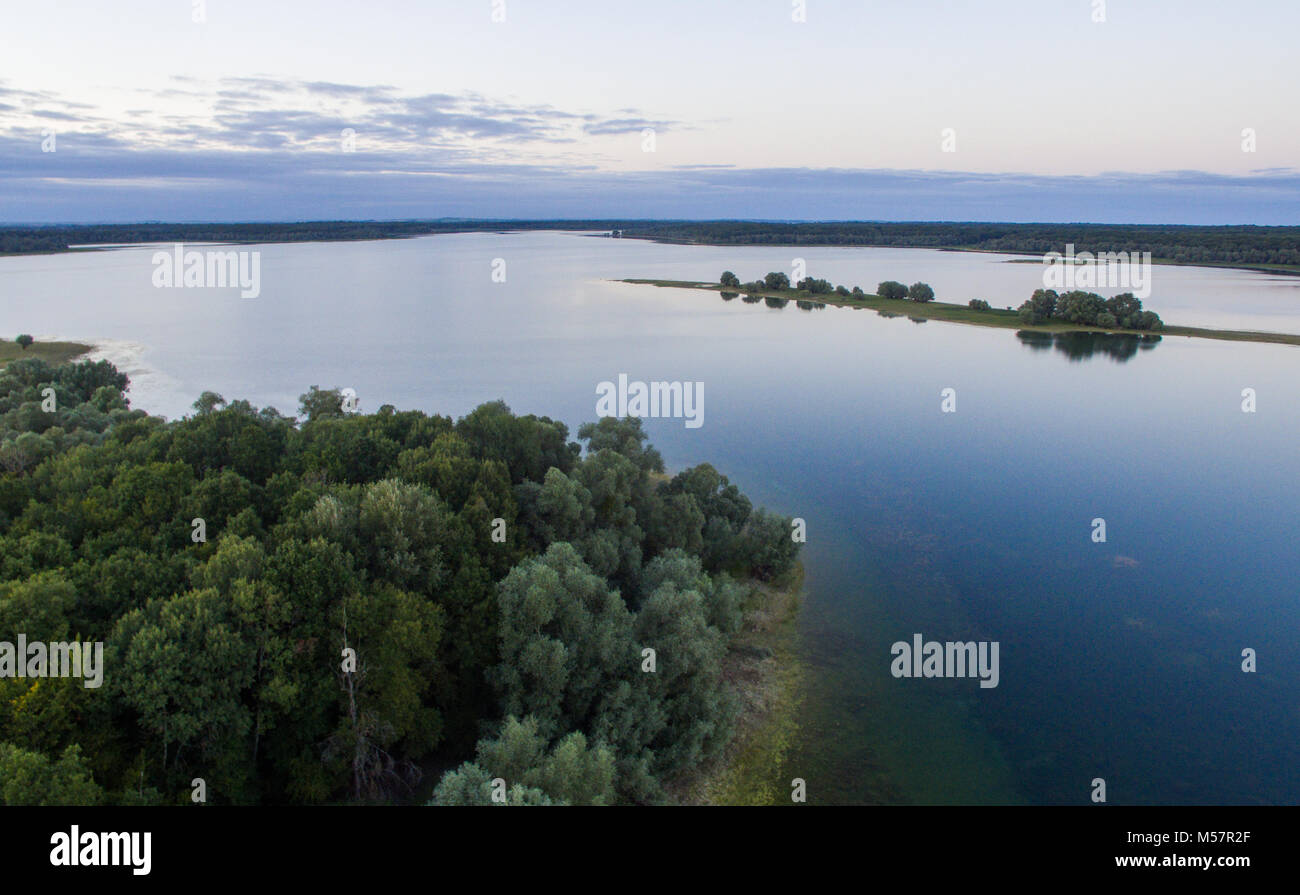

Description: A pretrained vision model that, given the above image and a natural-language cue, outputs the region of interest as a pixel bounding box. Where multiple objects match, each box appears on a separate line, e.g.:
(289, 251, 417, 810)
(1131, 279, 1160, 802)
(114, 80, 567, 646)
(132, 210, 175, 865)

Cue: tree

(1105, 292, 1143, 326)
(1133, 310, 1163, 331)
(111, 587, 256, 795)
(734, 508, 799, 581)
(635, 579, 735, 773)
(719, 271, 740, 287)
(0, 744, 104, 805)
(795, 277, 832, 294)
(491, 543, 636, 739)
(192, 391, 226, 415)
(877, 281, 908, 300)
(1055, 290, 1107, 325)
(968, 299, 991, 311)
(473, 715, 615, 805)
(763, 271, 791, 290)
(298, 386, 345, 422)
(907, 282, 935, 303)
(15, 335, 33, 351)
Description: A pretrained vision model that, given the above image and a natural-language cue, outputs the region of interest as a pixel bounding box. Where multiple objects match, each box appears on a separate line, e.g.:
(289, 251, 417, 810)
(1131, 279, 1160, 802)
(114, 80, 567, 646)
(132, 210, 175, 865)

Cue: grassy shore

(669, 565, 804, 806)
(619, 279, 1300, 347)
(0, 339, 93, 368)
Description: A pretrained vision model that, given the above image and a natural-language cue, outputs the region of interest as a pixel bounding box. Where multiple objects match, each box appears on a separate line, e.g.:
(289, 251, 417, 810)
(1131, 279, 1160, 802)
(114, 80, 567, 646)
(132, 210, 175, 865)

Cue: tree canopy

(0, 359, 800, 805)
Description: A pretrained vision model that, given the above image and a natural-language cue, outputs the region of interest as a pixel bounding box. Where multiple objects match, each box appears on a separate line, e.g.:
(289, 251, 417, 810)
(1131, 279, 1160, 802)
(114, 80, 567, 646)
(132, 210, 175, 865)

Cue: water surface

(3, 232, 1296, 804)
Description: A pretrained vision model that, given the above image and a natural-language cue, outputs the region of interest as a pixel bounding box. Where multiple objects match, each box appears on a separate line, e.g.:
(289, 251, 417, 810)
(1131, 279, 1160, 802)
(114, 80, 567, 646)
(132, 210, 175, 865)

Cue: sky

(1, 0, 1297, 224)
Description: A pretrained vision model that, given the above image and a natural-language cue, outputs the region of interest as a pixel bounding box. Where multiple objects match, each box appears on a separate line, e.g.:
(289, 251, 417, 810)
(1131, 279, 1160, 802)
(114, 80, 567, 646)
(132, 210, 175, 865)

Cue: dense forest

(4, 220, 1297, 270)
(627, 222, 1300, 269)
(0, 358, 799, 805)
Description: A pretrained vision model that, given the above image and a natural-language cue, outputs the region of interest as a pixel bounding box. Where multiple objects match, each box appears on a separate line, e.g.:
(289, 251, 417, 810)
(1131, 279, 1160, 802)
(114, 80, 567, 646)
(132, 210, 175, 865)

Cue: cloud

(0, 77, 1295, 224)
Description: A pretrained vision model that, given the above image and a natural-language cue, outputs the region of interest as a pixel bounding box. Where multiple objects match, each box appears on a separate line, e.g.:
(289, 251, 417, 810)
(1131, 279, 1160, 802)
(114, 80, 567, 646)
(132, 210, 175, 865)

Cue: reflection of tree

(720, 291, 738, 301)
(796, 300, 827, 311)
(741, 294, 762, 303)
(764, 297, 789, 309)
(877, 310, 902, 319)
(908, 317, 927, 324)
(1016, 330, 1162, 363)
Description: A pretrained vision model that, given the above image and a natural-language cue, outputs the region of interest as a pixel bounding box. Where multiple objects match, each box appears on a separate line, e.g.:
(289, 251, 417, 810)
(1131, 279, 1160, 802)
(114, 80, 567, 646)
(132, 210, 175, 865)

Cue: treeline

(644, 222, 1300, 269)
(721, 271, 935, 303)
(0, 360, 799, 805)
(0, 221, 690, 255)
(7, 220, 1297, 270)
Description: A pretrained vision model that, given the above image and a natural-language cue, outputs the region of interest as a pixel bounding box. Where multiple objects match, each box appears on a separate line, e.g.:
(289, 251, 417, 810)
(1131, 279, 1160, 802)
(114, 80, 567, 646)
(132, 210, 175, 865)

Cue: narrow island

(619, 273, 1300, 347)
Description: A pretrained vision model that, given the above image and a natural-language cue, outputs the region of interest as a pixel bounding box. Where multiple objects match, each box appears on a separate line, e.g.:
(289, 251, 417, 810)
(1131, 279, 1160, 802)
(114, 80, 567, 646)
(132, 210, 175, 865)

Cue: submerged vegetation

(0, 360, 800, 805)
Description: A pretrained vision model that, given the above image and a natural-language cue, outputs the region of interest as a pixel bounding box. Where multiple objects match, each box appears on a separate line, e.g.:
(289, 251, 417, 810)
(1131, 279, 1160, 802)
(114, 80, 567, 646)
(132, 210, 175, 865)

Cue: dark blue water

(4, 232, 1297, 804)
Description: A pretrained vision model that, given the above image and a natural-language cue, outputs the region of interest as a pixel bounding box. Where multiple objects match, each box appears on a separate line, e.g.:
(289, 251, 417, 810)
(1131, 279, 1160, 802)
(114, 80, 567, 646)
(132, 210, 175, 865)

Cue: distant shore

(4, 221, 1299, 277)
(619, 279, 1300, 347)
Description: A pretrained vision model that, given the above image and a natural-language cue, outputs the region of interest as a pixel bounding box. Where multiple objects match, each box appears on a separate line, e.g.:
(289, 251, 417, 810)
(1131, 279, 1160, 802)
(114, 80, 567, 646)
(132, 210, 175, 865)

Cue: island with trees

(617, 273, 1300, 347)
(0, 357, 804, 805)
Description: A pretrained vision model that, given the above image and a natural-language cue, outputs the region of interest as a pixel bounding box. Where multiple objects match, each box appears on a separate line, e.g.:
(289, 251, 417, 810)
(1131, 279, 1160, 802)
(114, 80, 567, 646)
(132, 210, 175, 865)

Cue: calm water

(4, 232, 1298, 805)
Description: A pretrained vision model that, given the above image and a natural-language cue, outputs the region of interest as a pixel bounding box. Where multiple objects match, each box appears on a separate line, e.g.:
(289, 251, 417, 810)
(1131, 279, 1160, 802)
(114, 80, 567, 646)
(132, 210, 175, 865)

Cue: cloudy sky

(2, 0, 1297, 223)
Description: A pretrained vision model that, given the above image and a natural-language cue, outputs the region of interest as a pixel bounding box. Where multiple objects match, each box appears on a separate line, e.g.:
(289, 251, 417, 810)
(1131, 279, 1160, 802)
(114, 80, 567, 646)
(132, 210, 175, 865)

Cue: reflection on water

(1016, 329, 1162, 363)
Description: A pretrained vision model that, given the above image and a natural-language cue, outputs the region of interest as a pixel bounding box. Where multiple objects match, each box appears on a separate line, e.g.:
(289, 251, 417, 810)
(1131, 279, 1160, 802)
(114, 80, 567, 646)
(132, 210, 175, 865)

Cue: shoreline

(618, 278, 1300, 347)
(669, 565, 805, 806)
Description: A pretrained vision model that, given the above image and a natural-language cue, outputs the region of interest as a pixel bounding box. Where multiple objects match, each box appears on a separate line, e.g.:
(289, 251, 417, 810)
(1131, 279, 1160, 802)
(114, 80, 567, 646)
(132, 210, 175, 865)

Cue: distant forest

(3, 220, 1297, 270)
(625, 222, 1300, 269)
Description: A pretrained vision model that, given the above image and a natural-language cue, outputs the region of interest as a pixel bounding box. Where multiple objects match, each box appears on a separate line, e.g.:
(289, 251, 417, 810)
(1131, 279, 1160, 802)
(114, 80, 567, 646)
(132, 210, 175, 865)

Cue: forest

(0, 358, 799, 805)
(628, 222, 1300, 269)
(4, 220, 1297, 271)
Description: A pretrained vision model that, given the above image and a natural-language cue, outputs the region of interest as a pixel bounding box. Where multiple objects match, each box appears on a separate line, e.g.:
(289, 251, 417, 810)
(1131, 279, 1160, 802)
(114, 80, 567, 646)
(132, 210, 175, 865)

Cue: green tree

(298, 386, 345, 422)
(491, 543, 637, 739)
(763, 271, 791, 290)
(907, 282, 935, 303)
(877, 281, 908, 300)
(0, 743, 104, 805)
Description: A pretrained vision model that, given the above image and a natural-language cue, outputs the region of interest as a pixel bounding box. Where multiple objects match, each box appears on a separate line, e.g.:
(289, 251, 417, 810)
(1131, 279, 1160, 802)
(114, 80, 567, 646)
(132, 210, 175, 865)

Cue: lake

(4, 231, 1297, 804)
